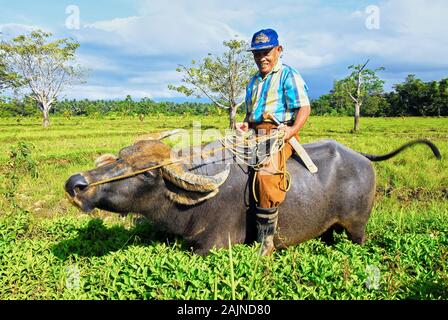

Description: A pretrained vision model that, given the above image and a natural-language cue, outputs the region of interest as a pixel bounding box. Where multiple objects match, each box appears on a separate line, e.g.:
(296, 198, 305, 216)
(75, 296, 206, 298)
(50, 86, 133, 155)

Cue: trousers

(250, 122, 300, 208)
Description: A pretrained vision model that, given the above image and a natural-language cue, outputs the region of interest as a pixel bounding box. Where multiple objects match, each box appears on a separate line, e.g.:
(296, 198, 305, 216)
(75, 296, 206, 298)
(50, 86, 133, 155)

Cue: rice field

(0, 115, 447, 300)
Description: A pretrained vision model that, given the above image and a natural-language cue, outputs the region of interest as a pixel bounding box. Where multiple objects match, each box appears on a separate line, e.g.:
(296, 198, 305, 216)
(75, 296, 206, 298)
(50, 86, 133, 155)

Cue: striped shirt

(245, 60, 310, 124)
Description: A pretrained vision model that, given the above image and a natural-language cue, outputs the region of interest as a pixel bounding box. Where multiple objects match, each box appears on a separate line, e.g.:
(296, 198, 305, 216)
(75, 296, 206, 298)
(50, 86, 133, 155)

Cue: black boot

(256, 207, 278, 256)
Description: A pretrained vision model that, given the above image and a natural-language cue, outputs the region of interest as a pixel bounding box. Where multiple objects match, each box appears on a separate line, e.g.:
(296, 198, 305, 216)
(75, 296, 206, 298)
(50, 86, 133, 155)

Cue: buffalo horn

(161, 163, 230, 193)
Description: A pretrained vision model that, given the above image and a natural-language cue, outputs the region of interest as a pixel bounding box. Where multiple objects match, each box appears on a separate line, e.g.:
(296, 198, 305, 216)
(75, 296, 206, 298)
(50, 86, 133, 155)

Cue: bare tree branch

(169, 39, 255, 128)
(348, 92, 358, 103)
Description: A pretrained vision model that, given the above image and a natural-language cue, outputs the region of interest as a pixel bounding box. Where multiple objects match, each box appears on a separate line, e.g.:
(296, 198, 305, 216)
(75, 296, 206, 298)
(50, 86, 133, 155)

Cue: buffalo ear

(134, 129, 182, 143)
(158, 129, 182, 140)
(94, 154, 118, 167)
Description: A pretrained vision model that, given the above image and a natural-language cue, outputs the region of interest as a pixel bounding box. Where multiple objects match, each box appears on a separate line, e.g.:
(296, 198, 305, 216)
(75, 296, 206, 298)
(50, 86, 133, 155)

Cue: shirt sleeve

(245, 85, 251, 115)
(245, 77, 255, 115)
(284, 70, 310, 110)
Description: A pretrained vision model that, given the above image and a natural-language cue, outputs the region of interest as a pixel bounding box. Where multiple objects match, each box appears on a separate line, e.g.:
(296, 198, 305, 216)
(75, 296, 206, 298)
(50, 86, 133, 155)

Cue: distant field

(0, 115, 447, 299)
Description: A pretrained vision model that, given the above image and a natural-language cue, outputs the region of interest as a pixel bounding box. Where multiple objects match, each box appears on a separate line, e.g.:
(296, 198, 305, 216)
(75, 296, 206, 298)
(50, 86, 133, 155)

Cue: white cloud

(65, 84, 151, 100)
(79, 8, 241, 56)
(381, 0, 448, 39)
(285, 49, 335, 70)
(348, 0, 448, 67)
(280, 0, 448, 75)
(76, 53, 122, 72)
(66, 81, 184, 100)
(128, 70, 181, 85)
(0, 23, 52, 37)
(350, 10, 364, 19)
(86, 16, 140, 33)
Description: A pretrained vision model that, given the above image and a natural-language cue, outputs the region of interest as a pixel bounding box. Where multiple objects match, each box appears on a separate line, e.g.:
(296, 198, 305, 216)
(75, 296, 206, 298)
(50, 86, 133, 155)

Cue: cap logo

(255, 33, 270, 44)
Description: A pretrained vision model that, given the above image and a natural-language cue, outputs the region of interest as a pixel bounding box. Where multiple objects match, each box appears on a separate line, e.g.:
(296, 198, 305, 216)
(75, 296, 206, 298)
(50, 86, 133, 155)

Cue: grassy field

(0, 115, 447, 300)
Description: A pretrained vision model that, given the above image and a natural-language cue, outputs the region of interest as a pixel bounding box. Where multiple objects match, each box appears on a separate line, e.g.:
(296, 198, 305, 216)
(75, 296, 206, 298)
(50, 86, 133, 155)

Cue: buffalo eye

(143, 171, 155, 179)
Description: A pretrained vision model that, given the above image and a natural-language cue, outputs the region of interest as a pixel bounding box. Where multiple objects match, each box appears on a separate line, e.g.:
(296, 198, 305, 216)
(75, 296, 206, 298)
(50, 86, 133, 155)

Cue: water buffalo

(64, 133, 441, 255)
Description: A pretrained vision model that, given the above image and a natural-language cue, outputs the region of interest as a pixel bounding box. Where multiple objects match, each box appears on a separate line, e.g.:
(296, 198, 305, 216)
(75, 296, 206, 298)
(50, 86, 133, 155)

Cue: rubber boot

(256, 207, 278, 256)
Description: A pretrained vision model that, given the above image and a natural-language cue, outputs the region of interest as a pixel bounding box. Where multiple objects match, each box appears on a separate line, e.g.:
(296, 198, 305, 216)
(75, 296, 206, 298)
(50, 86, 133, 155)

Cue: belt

(249, 120, 294, 129)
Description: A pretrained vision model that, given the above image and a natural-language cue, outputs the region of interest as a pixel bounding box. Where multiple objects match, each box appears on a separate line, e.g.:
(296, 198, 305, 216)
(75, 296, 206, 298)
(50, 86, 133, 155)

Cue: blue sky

(1, 0, 447, 101)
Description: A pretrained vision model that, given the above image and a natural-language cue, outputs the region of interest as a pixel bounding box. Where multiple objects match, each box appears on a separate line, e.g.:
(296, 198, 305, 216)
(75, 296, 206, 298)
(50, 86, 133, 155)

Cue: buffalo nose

(65, 174, 89, 197)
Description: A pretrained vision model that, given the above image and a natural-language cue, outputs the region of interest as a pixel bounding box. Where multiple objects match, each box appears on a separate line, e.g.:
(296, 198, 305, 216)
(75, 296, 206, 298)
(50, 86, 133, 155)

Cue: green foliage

(387, 75, 448, 116)
(0, 58, 21, 92)
(0, 96, 40, 117)
(0, 211, 446, 300)
(310, 94, 335, 116)
(345, 62, 385, 96)
(0, 142, 38, 208)
(169, 39, 254, 104)
(362, 94, 391, 117)
(5, 142, 39, 178)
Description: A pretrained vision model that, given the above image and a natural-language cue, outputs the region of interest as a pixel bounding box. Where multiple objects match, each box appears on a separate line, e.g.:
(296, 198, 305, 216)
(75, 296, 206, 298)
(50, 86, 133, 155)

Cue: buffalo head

(64, 130, 230, 215)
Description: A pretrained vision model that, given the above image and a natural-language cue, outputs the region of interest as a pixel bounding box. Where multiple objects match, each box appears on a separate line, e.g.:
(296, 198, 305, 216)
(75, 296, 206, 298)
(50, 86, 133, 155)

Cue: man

(237, 28, 311, 256)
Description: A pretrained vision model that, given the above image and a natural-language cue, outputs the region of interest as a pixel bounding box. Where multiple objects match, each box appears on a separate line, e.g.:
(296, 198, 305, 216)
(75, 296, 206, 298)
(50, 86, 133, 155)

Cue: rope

(87, 129, 290, 189)
(219, 129, 287, 170)
(219, 129, 292, 203)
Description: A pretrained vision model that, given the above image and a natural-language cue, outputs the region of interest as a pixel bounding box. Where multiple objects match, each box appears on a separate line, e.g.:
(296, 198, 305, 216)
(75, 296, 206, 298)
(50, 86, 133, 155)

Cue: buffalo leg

(320, 224, 344, 245)
(346, 223, 366, 245)
(320, 227, 335, 245)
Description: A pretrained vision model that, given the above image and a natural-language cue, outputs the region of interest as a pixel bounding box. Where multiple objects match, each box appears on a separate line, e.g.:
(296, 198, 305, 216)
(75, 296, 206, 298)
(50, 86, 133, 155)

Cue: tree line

(313, 74, 448, 118)
(1, 72, 446, 119)
(0, 95, 231, 118)
(0, 74, 448, 117)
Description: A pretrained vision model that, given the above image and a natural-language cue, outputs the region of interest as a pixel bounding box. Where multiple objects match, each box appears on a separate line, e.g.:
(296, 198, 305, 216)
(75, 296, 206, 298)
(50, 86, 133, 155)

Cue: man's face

(253, 46, 282, 77)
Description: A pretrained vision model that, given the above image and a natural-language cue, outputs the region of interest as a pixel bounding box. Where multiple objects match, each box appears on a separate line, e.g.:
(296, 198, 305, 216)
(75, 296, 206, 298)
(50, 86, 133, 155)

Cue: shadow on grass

(51, 218, 182, 260)
(405, 279, 448, 300)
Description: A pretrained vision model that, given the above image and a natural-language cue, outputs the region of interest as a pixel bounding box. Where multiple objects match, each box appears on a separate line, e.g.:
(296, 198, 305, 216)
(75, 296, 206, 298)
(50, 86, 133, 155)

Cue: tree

(311, 94, 333, 115)
(392, 75, 426, 116)
(437, 78, 448, 116)
(0, 30, 85, 127)
(362, 94, 390, 117)
(331, 80, 356, 116)
(0, 58, 21, 93)
(337, 60, 385, 131)
(169, 39, 256, 129)
(124, 94, 133, 115)
(390, 75, 448, 117)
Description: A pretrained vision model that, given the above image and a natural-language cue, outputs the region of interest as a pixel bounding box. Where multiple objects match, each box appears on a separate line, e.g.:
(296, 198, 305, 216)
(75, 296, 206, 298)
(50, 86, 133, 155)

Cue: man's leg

(255, 206, 278, 256)
(255, 138, 295, 256)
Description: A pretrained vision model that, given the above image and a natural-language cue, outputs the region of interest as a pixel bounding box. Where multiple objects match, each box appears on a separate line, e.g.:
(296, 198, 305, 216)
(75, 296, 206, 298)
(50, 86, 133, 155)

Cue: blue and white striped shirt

(245, 60, 310, 123)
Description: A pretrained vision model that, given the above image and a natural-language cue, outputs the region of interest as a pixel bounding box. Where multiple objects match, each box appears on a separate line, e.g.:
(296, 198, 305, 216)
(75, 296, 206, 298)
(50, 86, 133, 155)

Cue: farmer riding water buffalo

(64, 132, 441, 256)
(64, 28, 442, 256)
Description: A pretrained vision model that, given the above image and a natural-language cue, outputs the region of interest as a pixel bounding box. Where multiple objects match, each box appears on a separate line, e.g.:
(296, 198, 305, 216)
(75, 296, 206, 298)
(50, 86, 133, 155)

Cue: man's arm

(236, 113, 250, 133)
(282, 106, 311, 140)
(243, 113, 250, 124)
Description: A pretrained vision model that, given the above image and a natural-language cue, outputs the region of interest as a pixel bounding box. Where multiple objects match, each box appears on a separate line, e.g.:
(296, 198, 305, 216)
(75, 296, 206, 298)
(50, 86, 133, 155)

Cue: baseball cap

(247, 29, 279, 51)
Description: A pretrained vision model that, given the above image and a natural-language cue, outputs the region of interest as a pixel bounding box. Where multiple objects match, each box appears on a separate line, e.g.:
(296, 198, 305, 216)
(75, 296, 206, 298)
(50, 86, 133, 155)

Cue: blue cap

(247, 29, 279, 51)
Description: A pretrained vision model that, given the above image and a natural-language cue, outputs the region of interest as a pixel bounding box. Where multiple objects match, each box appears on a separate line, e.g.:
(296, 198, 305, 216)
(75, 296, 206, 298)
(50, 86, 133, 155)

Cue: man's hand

(236, 122, 249, 134)
(279, 106, 310, 141)
(278, 124, 297, 141)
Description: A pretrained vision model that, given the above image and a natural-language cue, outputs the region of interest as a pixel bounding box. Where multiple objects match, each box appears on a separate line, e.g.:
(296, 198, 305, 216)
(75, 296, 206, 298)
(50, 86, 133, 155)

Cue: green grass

(0, 115, 447, 300)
